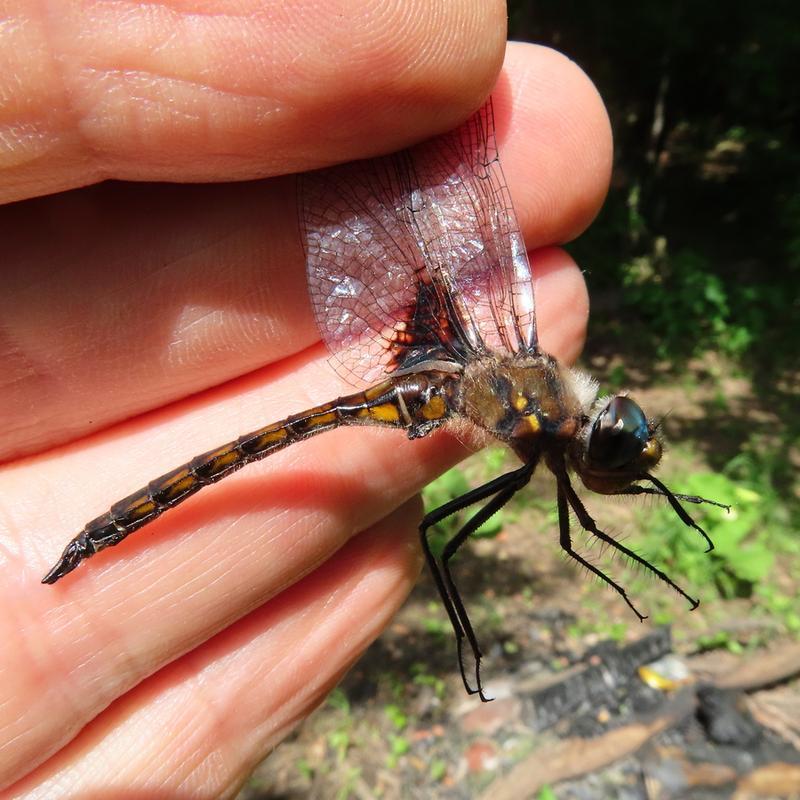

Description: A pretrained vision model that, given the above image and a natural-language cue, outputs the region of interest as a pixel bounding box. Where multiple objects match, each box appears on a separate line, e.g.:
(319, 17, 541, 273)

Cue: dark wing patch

(299, 99, 537, 385)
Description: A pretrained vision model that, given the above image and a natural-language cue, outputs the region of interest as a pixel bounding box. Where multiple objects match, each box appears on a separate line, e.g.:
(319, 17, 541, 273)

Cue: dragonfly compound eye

(588, 396, 650, 470)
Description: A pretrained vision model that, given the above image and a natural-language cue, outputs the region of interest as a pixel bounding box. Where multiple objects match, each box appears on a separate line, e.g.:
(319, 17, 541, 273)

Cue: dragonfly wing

(299, 98, 537, 386)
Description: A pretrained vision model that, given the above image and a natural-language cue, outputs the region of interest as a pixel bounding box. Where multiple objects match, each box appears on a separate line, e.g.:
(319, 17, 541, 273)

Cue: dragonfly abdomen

(42, 373, 457, 585)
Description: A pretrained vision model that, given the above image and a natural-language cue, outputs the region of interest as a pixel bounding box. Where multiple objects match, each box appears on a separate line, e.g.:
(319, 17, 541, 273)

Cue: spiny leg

(633, 473, 725, 552)
(559, 470, 700, 610)
(420, 474, 516, 697)
(556, 484, 648, 622)
(622, 484, 731, 511)
(440, 481, 528, 701)
(420, 462, 534, 700)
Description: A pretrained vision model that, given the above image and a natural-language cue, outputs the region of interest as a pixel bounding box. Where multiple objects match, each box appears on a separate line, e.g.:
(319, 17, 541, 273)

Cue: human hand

(0, 2, 610, 796)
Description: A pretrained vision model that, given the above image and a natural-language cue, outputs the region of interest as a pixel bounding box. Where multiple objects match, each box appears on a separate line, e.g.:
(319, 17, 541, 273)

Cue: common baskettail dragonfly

(43, 99, 726, 701)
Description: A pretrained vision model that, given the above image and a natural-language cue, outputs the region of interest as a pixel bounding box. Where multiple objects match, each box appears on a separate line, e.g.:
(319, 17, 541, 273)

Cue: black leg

(622, 484, 730, 511)
(421, 462, 534, 528)
(556, 483, 648, 622)
(440, 482, 526, 701)
(556, 464, 700, 611)
(420, 461, 535, 701)
(630, 473, 721, 552)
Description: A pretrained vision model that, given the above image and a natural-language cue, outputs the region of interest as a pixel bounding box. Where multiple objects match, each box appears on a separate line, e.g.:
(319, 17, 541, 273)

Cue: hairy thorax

(458, 353, 598, 463)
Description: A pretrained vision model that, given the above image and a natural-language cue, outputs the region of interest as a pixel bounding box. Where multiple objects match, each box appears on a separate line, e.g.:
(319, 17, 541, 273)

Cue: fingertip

(291, 0, 508, 169)
(1, 0, 508, 202)
(530, 246, 589, 364)
(496, 42, 614, 246)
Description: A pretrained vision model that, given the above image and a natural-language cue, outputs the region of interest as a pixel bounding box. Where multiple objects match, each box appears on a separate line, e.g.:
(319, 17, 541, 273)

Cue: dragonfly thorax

(459, 354, 597, 462)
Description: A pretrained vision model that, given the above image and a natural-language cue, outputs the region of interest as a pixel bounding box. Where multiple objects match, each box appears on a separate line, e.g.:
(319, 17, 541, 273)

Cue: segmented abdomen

(42, 373, 457, 584)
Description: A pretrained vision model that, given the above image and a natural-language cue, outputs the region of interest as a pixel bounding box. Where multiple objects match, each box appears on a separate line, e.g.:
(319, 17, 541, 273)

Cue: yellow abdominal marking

(163, 475, 197, 499)
(421, 395, 446, 420)
(364, 380, 393, 400)
(129, 500, 157, 519)
(210, 450, 240, 469)
(306, 411, 337, 427)
(512, 393, 528, 411)
(368, 403, 401, 423)
(255, 428, 288, 446)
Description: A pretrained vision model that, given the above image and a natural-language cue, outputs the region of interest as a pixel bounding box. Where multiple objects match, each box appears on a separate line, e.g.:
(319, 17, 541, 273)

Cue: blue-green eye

(588, 396, 649, 469)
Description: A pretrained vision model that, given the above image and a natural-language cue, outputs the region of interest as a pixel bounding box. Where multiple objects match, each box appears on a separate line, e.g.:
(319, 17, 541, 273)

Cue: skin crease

(0, 1, 612, 796)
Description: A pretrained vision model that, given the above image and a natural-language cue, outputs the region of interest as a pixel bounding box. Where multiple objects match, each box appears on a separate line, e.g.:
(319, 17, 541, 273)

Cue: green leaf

(384, 704, 408, 730)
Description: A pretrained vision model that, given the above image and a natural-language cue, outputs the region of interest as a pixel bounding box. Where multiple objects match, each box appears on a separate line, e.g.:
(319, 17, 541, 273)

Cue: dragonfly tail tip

(41, 539, 88, 585)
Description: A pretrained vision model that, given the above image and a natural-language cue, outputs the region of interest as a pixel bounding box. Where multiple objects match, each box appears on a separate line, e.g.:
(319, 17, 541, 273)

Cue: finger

(0, 346, 457, 786)
(498, 42, 613, 245)
(6, 503, 423, 796)
(1, 42, 608, 459)
(1, 0, 506, 203)
(531, 246, 589, 365)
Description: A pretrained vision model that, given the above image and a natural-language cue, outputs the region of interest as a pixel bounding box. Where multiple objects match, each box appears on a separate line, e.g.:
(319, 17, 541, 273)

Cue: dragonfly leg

(555, 483, 647, 622)
(420, 461, 534, 701)
(557, 466, 700, 612)
(628, 474, 722, 552)
(622, 483, 730, 511)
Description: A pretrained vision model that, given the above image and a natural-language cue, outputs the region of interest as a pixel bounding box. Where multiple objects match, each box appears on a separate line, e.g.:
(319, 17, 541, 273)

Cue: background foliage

(511, 0, 799, 372)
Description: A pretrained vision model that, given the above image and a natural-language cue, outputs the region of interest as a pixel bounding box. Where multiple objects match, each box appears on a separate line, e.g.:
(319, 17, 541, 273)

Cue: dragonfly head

(572, 395, 663, 493)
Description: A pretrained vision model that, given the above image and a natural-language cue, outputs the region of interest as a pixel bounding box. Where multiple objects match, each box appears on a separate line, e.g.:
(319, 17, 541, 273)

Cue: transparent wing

(299, 99, 537, 385)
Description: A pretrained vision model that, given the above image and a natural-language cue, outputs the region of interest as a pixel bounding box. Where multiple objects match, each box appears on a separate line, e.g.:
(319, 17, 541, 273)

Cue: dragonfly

(43, 99, 726, 701)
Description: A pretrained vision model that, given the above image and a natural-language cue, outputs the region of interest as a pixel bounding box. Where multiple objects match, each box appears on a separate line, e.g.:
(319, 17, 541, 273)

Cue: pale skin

(0, 1, 612, 796)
